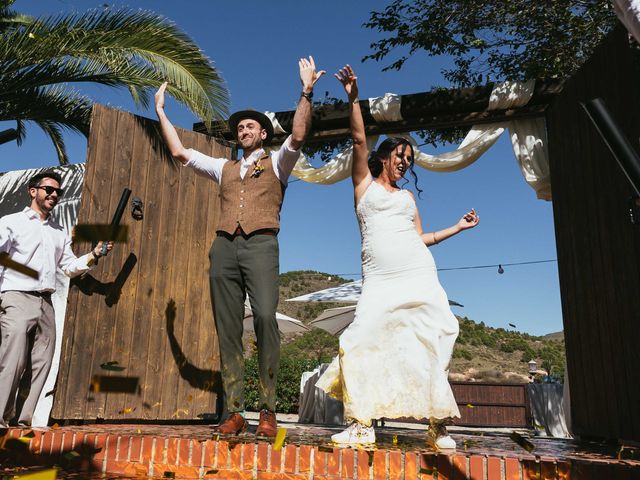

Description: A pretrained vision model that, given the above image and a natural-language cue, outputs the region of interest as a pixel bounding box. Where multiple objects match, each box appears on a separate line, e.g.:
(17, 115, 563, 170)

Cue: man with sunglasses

(155, 57, 324, 437)
(0, 170, 112, 427)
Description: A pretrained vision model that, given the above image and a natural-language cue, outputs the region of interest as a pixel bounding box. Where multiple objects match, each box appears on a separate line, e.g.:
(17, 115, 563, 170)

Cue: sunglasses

(35, 185, 64, 197)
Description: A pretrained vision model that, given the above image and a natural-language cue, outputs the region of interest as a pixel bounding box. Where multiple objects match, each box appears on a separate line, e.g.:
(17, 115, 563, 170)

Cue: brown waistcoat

(216, 153, 286, 235)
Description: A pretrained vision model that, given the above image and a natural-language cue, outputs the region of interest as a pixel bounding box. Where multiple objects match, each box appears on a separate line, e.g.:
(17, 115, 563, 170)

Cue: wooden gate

(52, 105, 228, 421)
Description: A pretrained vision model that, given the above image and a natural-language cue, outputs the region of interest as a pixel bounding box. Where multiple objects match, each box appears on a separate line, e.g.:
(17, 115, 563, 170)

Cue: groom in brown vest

(155, 57, 324, 436)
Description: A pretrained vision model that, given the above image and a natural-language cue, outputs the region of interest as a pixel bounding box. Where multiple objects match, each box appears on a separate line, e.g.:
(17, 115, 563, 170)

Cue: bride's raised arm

(335, 65, 372, 201)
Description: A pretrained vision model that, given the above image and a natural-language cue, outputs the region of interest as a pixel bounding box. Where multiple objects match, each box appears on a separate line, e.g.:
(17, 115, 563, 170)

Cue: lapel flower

(250, 157, 265, 178)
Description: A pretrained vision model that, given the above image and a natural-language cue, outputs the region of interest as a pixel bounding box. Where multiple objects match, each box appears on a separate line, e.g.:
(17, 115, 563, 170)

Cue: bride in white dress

(316, 66, 479, 449)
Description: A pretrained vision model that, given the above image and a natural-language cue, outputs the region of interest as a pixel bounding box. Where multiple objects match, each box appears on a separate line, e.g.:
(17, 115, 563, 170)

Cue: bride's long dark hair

(368, 137, 422, 196)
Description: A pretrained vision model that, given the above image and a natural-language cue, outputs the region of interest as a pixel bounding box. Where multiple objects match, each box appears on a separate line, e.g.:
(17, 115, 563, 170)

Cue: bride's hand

(335, 64, 359, 101)
(457, 208, 479, 230)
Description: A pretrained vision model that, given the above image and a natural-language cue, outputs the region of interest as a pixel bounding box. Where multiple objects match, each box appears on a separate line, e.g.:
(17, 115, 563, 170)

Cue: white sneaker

(435, 435, 456, 450)
(331, 421, 376, 444)
(427, 419, 456, 451)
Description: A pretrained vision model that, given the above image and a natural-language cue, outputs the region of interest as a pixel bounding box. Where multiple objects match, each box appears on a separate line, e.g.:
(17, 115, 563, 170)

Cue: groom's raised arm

(289, 56, 325, 150)
(274, 56, 325, 182)
(155, 82, 190, 164)
(155, 81, 226, 183)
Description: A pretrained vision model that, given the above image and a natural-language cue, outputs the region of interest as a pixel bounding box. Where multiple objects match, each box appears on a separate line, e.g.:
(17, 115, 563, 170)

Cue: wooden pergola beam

(194, 79, 564, 146)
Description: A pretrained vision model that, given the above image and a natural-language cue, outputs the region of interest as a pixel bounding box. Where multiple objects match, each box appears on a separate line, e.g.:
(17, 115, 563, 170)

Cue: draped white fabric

(489, 79, 536, 109)
(509, 117, 551, 200)
(527, 383, 572, 438)
(368, 92, 402, 122)
(290, 137, 379, 185)
(613, 0, 640, 45)
(264, 111, 287, 135)
(282, 79, 551, 200)
(411, 128, 505, 172)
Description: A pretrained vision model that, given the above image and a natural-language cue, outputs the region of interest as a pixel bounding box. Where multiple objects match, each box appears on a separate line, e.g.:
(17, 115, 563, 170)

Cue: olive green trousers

(209, 233, 280, 413)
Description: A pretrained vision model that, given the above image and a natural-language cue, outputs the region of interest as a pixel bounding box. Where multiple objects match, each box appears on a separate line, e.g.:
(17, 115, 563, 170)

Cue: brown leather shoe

(213, 412, 248, 435)
(255, 409, 277, 437)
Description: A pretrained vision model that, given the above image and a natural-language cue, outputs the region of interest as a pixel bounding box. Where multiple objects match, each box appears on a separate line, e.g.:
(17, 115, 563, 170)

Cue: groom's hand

(299, 56, 325, 93)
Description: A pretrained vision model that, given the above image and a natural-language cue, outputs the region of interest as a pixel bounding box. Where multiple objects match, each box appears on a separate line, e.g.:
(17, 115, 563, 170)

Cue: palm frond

(0, 85, 92, 135)
(0, 86, 92, 164)
(15, 119, 25, 146)
(0, 1, 32, 32)
(0, 13, 33, 30)
(0, 7, 229, 123)
(34, 119, 68, 164)
(0, 6, 229, 164)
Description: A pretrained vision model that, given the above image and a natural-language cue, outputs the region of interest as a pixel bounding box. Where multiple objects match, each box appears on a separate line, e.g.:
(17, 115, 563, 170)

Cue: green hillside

(278, 270, 351, 321)
(542, 331, 564, 341)
(450, 317, 565, 382)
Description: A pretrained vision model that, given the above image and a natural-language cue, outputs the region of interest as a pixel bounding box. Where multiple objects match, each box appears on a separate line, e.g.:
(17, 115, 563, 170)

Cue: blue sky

(1, 0, 562, 336)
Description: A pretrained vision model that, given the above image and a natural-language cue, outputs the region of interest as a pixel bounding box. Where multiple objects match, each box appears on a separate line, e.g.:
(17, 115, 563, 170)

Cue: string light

(331, 259, 557, 277)
(438, 259, 556, 272)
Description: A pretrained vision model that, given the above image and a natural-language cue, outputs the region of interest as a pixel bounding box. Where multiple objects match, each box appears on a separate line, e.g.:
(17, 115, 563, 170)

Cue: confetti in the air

(100, 361, 126, 371)
(0, 253, 39, 279)
(273, 428, 286, 451)
(509, 431, 534, 452)
(74, 224, 128, 243)
(15, 469, 57, 480)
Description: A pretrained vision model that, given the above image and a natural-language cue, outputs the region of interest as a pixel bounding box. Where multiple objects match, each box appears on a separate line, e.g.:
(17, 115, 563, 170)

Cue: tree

(0, 0, 229, 164)
(282, 329, 339, 364)
(364, 0, 616, 85)
(363, 0, 617, 146)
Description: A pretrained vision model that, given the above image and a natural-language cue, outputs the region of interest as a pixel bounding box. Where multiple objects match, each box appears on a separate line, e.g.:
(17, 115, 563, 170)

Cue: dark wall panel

(547, 27, 640, 441)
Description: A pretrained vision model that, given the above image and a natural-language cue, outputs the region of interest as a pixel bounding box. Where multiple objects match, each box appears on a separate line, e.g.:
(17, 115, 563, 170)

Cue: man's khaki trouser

(0, 291, 55, 427)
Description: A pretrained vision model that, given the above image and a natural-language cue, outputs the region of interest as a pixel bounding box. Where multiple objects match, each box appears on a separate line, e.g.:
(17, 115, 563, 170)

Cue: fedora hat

(228, 110, 274, 146)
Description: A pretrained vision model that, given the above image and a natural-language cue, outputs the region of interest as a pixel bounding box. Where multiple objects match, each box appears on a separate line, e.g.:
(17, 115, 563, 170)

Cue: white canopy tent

(287, 280, 463, 306)
(308, 305, 358, 336)
(287, 280, 364, 303)
(243, 298, 309, 334)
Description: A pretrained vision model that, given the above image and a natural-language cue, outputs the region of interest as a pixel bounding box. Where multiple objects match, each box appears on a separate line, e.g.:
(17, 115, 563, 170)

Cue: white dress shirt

(0, 208, 94, 293)
(185, 135, 301, 186)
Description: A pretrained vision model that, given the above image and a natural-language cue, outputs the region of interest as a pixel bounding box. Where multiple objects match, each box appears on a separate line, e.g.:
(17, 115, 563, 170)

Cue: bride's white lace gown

(317, 181, 461, 422)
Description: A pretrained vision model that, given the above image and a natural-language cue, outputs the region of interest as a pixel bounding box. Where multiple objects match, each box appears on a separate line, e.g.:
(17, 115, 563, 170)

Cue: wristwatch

(300, 90, 313, 101)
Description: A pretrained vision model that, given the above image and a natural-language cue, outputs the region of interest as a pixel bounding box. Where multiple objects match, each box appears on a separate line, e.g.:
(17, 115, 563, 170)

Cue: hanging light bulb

(498, 264, 504, 274)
